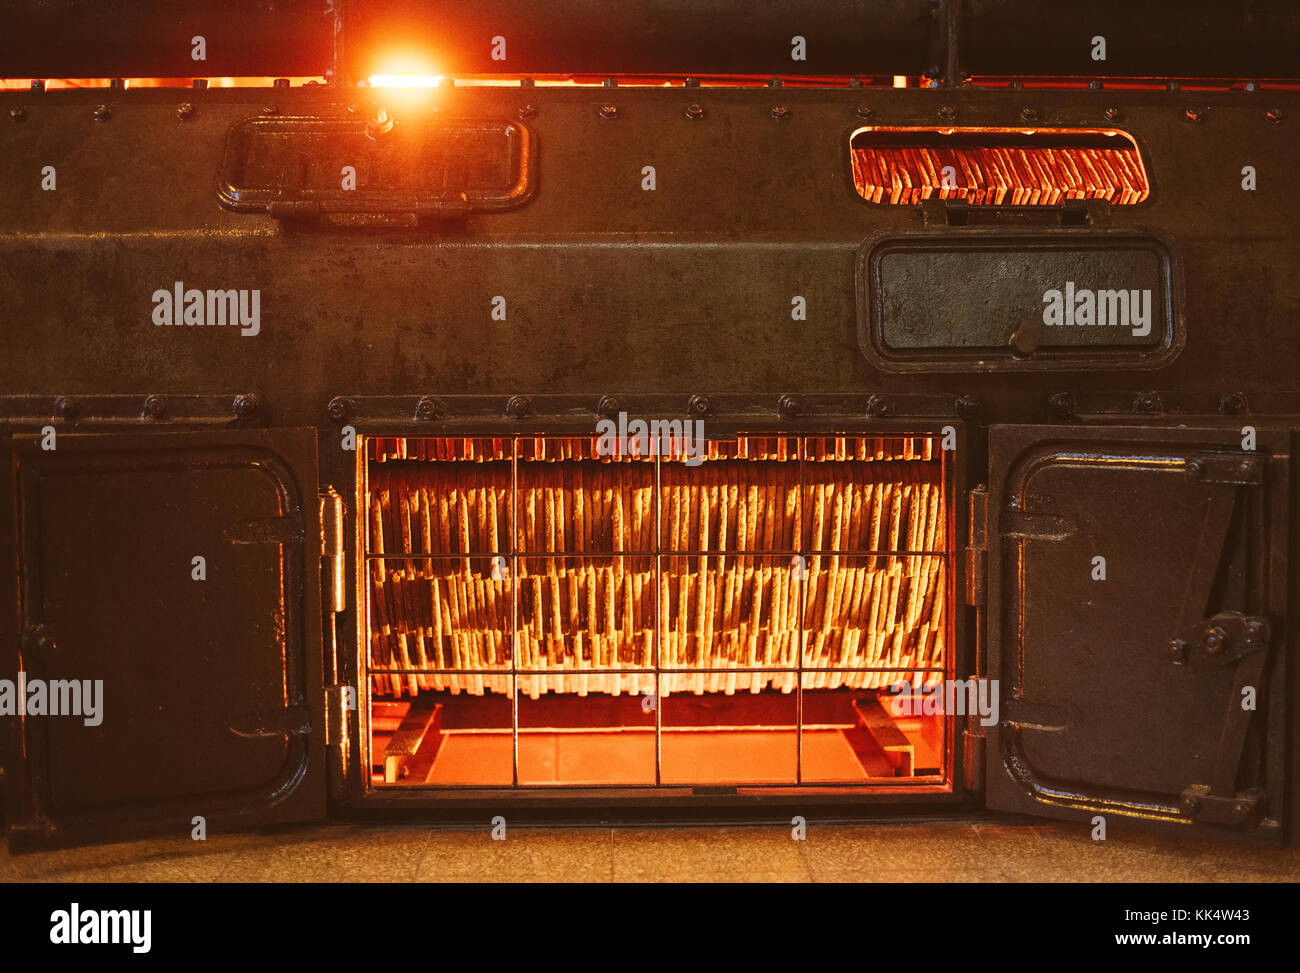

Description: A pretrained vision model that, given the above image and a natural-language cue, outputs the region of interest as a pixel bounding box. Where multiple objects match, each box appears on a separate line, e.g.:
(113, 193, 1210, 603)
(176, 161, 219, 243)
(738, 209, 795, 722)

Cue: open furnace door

(2, 427, 326, 850)
(983, 424, 1287, 842)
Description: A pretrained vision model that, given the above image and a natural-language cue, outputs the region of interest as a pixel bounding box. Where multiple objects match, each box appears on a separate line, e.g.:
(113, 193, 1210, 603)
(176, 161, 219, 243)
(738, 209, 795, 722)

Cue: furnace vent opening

(362, 433, 952, 790)
(850, 126, 1150, 206)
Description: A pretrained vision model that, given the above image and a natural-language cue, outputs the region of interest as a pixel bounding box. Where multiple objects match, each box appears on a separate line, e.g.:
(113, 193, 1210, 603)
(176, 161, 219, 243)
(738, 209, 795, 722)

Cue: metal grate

(363, 433, 951, 787)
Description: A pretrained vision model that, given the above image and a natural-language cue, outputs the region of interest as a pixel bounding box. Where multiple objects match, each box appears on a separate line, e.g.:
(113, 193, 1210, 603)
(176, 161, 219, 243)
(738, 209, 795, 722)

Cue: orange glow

(368, 74, 445, 88)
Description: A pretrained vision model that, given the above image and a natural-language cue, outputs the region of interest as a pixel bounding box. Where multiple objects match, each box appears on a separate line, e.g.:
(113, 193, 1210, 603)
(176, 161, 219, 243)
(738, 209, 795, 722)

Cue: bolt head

(865, 395, 890, 418)
(9, 106, 27, 121)
(596, 395, 622, 419)
(414, 396, 444, 421)
(599, 104, 618, 119)
(506, 395, 532, 419)
(687, 394, 711, 418)
(91, 104, 111, 122)
(771, 105, 790, 120)
(177, 102, 195, 120)
(142, 395, 166, 419)
(1103, 106, 1121, 122)
(326, 397, 349, 422)
(777, 394, 801, 418)
(232, 394, 259, 419)
(856, 105, 874, 120)
(684, 104, 704, 120)
(54, 397, 75, 419)
(1020, 106, 1039, 122)
(938, 105, 957, 121)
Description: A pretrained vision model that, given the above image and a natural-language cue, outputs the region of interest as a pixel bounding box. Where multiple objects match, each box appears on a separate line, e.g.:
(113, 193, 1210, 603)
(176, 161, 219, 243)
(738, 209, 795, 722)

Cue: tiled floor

(4, 819, 1300, 882)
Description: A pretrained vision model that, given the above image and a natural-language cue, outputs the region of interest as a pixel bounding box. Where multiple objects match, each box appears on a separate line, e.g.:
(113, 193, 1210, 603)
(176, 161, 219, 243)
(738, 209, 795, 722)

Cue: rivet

(856, 105, 874, 119)
(327, 397, 349, 422)
(8, 106, 26, 122)
(1104, 106, 1122, 122)
(865, 394, 890, 417)
(54, 397, 76, 420)
(232, 394, 259, 419)
(177, 103, 195, 120)
(596, 395, 622, 419)
(414, 396, 444, 421)
(777, 394, 801, 418)
(599, 103, 618, 119)
(684, 103, 704, 120)
(1020, 106, 1039, 122)
(142, 395, 166, 419)
(938, 105, 956, 121)
(771, 105, 790, 120)
(506, 395, 533, 419)
(91, 104, 111, 122)
(687, 394, 711, 418)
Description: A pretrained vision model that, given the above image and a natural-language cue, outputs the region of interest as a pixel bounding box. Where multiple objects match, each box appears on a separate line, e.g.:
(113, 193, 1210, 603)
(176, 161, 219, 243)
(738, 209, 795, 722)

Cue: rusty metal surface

(0, 81, 1296, 842)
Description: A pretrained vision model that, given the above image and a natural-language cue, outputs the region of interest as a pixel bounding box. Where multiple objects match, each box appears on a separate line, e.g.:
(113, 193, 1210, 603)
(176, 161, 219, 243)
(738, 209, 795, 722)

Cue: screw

(414, 396, 443, 421)
(684, 103, 704, 120)
(1133, 391, 1161, 414)
(91, 104, 111, 122)
(777, 394, 801, 418)
(1266, 107, 1283, 123)
(1218, 392, 1246, 415)
(142, 395, 166, 419)
(1204, 627, 1227, 655)
(1184, 106, 1204, 123)
(938, 105, 957, 121)
(771, 105, 790, 120)
(506, 395, 532, 419)
(518, 104, 536, 120)
(1020, 106, 1039, 122)
(1103, 106, 1121, 122)
(856, 105, 874, 119)
(599, 104, 618, 119)
(327, 397, 349, 422)
(54, 397, 75, 420)
(865, 394, 890, 417)
(596, 395, 622, 419)
(1048, 391, 1076, 417)
(8, 106, 26, 121)
(177, 102, 195, 120)
(232, 394, 259, 419)
(687, 394, 711, 418)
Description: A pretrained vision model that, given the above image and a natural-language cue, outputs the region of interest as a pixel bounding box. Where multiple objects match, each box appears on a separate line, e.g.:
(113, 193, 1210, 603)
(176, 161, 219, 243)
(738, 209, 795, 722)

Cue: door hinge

(965, 485, 988, 608)
(320, 487, 346, 614)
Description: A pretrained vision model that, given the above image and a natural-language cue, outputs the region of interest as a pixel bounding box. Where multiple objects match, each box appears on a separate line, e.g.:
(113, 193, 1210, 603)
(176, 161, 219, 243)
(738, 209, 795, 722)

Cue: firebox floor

(5, 820, 1300, 883)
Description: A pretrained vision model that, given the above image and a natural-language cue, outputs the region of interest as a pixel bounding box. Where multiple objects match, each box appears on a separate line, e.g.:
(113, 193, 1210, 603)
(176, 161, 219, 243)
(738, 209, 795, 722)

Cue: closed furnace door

(2, 427, 325, 849)
(984, 424, 1287, 842)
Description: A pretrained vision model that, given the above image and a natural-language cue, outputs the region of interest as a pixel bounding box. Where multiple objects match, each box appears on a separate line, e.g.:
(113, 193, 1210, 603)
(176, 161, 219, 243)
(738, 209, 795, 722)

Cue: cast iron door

(984, 424, 1287, 842)
(3, 427, 326, 849)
